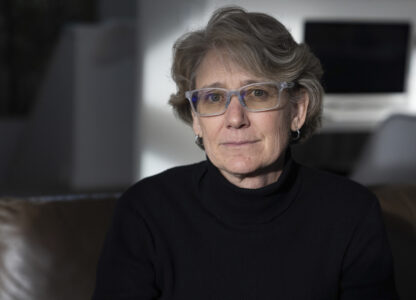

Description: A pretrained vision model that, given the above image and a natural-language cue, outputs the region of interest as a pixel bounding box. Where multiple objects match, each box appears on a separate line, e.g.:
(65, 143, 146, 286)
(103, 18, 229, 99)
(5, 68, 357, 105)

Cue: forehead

(195, 49, 267, 89)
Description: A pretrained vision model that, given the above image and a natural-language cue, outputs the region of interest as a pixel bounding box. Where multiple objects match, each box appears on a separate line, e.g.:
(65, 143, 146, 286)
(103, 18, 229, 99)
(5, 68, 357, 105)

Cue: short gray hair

(169, 6, 324, 142)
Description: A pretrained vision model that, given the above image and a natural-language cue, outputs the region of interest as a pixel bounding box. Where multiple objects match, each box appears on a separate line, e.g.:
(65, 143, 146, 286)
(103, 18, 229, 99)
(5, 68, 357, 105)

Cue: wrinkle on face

(192, 50, 295, 189)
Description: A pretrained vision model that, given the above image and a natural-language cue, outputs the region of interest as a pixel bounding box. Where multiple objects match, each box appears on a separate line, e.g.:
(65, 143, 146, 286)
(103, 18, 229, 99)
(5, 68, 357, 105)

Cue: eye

(250, 88, 268, 98)
(205, 93, 223, 103)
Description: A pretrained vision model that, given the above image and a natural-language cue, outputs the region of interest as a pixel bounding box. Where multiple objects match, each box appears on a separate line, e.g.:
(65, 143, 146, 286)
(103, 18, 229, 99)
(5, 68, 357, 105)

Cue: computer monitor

(304, 21, 411, 94)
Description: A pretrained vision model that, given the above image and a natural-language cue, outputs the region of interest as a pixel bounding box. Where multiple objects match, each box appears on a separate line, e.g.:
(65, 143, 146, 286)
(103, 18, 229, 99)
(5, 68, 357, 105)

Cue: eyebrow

(199, 79, 268, 89)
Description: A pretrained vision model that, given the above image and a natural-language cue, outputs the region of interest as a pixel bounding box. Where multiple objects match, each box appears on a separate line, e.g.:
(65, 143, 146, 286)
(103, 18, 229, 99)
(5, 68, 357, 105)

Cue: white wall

(136, 0, 210, 180)
(2, 0, 139, 194)
(10, 21, 136, 192)
(9, 30, 76, 191)
(71, 21, 136, 190)
(136, 0, 416, 180)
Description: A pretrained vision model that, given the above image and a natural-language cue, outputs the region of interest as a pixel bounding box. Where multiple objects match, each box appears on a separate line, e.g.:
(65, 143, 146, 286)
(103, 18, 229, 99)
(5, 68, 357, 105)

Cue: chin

(221, 158, 260, 177)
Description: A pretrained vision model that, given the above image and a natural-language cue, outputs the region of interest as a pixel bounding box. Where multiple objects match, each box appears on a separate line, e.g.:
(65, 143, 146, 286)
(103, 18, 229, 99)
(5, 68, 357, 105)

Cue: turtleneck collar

(197, 151, 301, 228)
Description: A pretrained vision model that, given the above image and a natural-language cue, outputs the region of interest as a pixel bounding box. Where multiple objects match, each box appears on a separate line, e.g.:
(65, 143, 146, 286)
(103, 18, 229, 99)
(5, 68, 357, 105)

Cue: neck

(219, 153, 286, 189)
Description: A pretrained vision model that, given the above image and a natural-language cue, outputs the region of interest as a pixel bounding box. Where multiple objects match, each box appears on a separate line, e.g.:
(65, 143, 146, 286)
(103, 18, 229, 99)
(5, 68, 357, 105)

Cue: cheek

(257, 119, 289, 163)
(270, 126, 288, 154)
(278, 115, 291, 141)
(199, 118, 223, 146)
(263, 112, 290, 148)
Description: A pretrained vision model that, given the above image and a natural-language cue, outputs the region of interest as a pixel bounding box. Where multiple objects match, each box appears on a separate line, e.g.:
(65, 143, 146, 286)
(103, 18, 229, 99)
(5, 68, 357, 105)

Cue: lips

(221, 140, 259, 146)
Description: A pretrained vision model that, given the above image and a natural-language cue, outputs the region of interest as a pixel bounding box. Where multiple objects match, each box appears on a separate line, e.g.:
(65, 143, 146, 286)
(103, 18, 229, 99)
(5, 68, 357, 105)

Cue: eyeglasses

(185, 81, 294, 117)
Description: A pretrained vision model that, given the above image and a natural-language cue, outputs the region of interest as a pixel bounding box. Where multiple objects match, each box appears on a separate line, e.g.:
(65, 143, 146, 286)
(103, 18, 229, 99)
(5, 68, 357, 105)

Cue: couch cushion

(0, 195, 117, 300)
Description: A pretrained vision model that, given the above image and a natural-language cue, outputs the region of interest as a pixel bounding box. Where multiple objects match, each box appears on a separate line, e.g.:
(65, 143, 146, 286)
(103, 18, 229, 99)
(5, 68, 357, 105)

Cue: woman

(93, 7, 397, 299)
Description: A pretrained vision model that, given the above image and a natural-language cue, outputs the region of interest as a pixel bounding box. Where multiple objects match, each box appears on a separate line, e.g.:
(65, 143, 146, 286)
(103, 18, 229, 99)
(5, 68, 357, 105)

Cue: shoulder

(117, 160, 207, 210)
(299, 164, 374, 198)
(134, 160, 206, 192)
(296, 163, 379, 218)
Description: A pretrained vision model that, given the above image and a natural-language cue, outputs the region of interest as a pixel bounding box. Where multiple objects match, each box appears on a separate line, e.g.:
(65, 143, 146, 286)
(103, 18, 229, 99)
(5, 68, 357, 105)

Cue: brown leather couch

(371, 185, 416, 300)
(0, 187, 414, 300)
(0, 194, 117, 300)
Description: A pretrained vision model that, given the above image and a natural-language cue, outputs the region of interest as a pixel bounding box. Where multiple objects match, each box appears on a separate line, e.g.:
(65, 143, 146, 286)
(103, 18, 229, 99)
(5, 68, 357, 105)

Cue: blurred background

(1, 0, 416, 195)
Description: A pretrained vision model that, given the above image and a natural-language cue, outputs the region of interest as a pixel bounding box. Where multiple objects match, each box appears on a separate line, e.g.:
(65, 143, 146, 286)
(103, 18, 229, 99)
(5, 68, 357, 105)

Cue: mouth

(221, 140, 260, 147)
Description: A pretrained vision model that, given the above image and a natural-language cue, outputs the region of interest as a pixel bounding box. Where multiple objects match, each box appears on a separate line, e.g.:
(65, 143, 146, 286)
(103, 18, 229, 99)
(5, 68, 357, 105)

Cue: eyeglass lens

(191, 83, 282, 116)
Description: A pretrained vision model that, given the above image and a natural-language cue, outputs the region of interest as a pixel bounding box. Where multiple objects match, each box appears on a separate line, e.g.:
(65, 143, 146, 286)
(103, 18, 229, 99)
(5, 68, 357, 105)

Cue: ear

(192, 111, 202, 137)
(290, 89, 309, 131)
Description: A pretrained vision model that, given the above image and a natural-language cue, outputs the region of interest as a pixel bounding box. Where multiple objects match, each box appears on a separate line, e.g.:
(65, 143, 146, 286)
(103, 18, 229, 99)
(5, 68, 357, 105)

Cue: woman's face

(192, 50, 308, 188)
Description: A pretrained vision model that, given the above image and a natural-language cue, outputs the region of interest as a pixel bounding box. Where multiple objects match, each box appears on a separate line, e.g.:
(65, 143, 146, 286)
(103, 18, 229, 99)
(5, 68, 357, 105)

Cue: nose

(224, 94, 249, 129)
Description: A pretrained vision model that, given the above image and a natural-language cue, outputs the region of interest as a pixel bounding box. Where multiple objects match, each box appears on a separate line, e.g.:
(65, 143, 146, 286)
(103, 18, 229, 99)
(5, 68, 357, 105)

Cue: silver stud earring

(194, 135, 204, 149)
(292, 128, 301, 141)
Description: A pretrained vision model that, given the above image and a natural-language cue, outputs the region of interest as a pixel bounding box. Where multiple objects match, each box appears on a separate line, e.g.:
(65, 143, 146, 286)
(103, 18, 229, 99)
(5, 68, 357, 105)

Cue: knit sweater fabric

(93, 157, 397, 300)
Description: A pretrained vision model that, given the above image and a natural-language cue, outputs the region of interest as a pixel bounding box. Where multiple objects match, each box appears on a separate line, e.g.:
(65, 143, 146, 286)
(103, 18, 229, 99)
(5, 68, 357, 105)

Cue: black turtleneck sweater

(93, 158, 397, 300)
